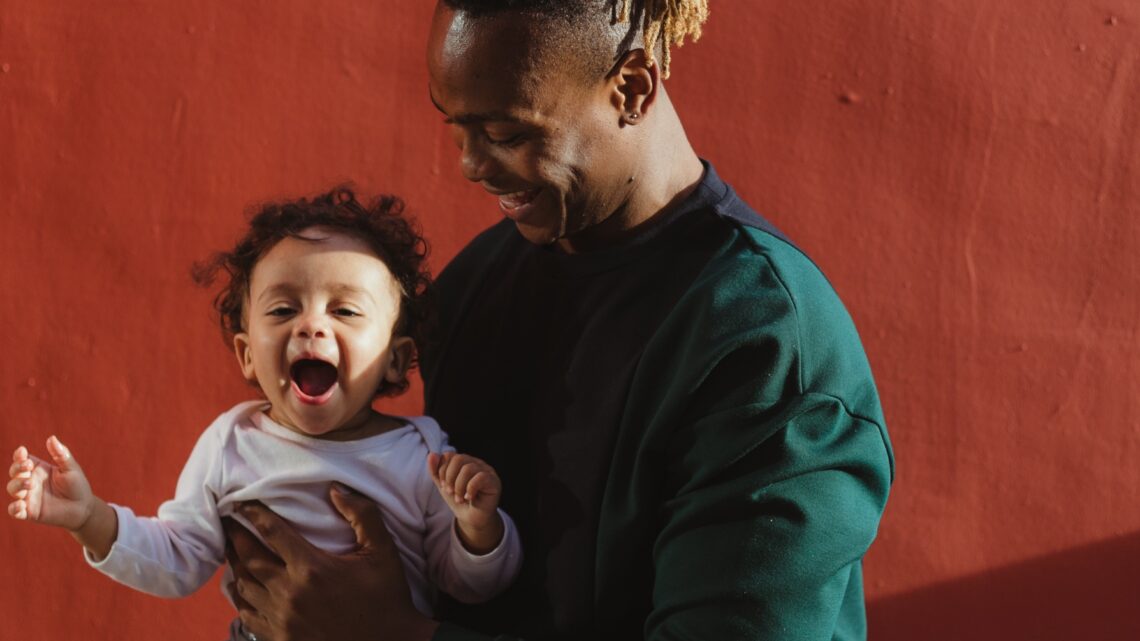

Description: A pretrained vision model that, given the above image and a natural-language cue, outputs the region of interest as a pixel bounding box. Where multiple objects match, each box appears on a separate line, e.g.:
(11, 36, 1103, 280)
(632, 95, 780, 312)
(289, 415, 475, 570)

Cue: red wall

(2, 2, 1137, 638)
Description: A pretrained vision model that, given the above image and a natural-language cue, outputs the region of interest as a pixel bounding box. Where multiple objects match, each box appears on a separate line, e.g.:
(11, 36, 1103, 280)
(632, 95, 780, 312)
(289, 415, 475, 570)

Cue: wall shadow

(868, 531, 1140, 639)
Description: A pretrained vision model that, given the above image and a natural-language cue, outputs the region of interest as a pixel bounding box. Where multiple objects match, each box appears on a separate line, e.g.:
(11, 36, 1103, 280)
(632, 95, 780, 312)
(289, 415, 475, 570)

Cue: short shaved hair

(439, 0, 709, 79)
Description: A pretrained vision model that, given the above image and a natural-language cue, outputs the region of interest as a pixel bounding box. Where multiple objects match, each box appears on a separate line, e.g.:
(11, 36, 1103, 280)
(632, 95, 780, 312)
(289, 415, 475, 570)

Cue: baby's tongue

(292, 360, 337, 396)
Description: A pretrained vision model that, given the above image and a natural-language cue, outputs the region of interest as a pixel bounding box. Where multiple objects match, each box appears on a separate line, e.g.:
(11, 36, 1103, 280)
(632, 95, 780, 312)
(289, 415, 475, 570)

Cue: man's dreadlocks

(617, 0, 708, 77)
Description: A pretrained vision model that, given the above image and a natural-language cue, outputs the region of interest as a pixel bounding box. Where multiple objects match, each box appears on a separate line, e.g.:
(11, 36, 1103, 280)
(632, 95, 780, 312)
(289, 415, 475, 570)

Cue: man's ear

(609, 48, 659, 125)
(233, 333, 257, 382)
(384, 336, 416, 385)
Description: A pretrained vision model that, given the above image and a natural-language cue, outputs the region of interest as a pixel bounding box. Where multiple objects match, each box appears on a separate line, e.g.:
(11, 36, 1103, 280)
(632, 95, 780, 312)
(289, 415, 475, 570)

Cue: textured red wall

(2, 2, 1137, 638)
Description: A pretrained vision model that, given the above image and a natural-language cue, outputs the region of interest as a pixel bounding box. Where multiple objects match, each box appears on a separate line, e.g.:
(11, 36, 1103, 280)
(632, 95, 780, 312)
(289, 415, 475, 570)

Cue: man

(225, 2, 894, 639)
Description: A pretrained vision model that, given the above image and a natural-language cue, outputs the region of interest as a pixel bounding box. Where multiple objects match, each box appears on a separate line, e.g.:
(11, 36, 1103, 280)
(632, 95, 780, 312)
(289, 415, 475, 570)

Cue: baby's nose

(293, 314, 330, 339)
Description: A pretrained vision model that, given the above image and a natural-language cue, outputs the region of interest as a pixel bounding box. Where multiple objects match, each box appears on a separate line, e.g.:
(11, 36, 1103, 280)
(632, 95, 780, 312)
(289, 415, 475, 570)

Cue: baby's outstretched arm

(7, 436, 117, 559)
(427, 452, 505, 555)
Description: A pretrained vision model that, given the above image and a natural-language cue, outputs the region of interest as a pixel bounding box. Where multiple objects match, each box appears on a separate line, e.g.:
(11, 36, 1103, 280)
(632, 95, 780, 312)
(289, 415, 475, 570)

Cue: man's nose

(459, 135, 497, 183)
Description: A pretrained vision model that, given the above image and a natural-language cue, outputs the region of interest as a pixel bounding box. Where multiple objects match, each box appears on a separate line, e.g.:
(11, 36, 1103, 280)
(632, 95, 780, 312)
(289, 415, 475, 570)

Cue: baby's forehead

(250, 230, 400, 296)
(263, 227, 385, 264)
(290, 225, 371, 248)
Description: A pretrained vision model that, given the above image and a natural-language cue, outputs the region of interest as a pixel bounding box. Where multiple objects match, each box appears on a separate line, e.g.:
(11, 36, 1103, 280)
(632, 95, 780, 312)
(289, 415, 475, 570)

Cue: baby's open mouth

(290, 359, 338, 399)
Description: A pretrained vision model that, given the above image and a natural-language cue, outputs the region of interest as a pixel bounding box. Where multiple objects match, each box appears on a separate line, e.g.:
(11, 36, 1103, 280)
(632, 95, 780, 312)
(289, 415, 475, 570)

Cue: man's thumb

(329, 483, 394, 553)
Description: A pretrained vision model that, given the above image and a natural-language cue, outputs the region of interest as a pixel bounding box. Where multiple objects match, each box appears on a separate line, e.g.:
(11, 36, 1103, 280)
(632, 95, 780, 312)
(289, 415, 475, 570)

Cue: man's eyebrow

(429, 88, 523, 126)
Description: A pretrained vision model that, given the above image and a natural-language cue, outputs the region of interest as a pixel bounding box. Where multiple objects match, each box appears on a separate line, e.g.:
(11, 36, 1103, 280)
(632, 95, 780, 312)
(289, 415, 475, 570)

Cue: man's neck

(558, 93, 704, 254)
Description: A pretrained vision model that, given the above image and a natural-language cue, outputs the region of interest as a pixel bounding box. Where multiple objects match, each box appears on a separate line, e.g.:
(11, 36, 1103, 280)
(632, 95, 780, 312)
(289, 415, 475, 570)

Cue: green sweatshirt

(423, 163, 894, 640)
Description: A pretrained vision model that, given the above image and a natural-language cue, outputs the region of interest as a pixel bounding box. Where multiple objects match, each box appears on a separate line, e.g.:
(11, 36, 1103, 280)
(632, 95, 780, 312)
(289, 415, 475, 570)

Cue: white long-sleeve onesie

(86, 401, 521, 616)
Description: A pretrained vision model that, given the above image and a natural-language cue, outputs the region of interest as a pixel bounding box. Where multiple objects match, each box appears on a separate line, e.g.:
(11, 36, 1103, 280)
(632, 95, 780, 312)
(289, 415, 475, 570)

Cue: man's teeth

(500, 190, 536, 208)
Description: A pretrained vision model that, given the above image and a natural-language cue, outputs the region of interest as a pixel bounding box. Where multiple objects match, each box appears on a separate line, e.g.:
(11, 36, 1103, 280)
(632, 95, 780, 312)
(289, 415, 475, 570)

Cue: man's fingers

(222, 515, 284, 638)
(231, 589, 272, 641)
(237, 613, 271, 641)
(329, 484, 395, 554)
(223, 517, 272, 573)
(231, 566, 274, 615)
(237, 500, 319, 566)
(222, 514, 286, 604)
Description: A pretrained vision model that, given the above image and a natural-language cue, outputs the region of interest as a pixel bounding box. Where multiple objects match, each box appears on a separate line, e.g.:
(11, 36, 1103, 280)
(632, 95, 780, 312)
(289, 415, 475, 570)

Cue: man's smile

(495, 188, 542, 219)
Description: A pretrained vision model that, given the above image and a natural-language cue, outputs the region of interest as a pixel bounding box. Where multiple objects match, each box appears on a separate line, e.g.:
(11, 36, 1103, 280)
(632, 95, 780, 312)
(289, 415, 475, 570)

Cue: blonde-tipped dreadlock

(616, 0, 709, 78)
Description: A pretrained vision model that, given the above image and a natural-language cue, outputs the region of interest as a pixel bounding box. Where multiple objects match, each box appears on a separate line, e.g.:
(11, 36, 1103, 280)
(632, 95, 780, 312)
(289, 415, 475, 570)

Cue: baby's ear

(232, 333, 257, 382)
(384, 336, 416, 385)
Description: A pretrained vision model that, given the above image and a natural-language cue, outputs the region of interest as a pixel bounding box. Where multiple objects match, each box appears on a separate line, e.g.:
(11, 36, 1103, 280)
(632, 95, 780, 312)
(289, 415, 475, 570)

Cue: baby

(6, 188, 521, 639)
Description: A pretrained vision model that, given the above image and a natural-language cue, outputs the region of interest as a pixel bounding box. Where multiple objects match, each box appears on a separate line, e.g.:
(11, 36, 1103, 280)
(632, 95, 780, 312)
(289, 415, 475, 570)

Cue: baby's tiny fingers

(465, 471, 487, 501)
(466, 471, 501, 500)
(8, 499, 27, 519)
(8, 458, 31, 478)
(6, 476, 29, 497)
(46, 436, 76, 469)
(468, 469, 497, 490)
(441, 454, 467, 489)
(453, 463, 484, 499)
(434, 451, 452, 475)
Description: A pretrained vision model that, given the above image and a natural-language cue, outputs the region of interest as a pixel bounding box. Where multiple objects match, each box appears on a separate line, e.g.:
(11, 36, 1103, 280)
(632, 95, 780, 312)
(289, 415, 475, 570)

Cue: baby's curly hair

(193, 187, 433, 397)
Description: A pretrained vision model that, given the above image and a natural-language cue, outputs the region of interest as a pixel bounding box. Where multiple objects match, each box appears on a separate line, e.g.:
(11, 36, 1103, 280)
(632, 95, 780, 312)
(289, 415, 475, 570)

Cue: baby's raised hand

(427, 452, 504, 554)
(7, 436, 95, 530)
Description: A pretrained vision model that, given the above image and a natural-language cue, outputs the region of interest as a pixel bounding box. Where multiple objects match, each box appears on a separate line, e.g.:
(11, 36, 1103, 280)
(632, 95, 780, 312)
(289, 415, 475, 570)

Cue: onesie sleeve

(416, 419, 523, 604)
(85, 414, 229, 598)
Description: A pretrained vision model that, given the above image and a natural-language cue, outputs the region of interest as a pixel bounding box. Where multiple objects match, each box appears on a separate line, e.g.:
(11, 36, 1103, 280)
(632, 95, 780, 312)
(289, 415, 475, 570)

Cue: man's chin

(512, 219, 563, 246)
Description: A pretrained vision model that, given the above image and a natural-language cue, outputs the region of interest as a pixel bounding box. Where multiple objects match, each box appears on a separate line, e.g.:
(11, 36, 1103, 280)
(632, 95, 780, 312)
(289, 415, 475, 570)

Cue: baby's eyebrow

(256, 283, 298, 304)
(255, 283, 376, 305)
(327, 283, 376, 302)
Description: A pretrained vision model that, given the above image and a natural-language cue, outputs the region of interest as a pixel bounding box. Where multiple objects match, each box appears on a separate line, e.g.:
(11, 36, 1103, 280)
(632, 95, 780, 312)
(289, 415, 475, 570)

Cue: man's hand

(223, 484, 440, 641)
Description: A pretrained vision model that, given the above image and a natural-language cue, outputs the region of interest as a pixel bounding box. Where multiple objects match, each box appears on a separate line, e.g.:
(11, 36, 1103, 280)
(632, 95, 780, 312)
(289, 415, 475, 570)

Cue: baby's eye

(267, 307, 295, 317)
(332, 308, 361, 317)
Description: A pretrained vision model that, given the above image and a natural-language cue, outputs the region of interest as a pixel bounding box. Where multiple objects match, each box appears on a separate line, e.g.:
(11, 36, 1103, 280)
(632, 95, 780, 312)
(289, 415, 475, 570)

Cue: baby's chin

(270, 401, 384, 441)
(265, 403, 345, 436)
